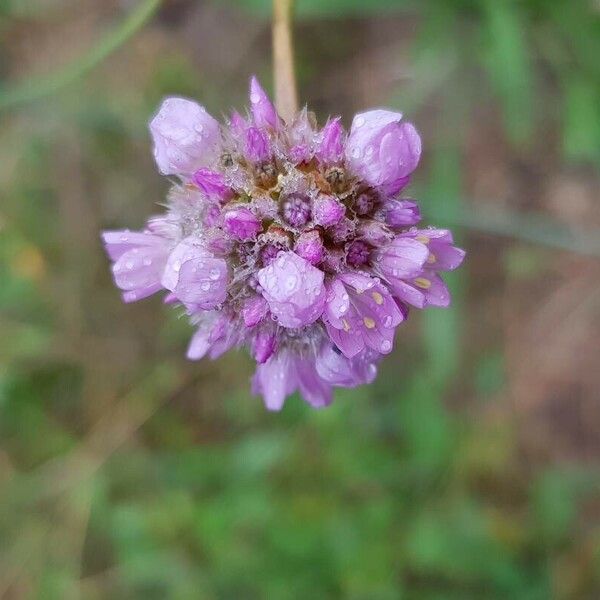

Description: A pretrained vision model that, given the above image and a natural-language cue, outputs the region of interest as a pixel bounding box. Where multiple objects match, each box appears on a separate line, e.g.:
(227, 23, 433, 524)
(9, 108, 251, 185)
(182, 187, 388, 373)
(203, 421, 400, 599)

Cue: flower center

(346, 240, 370, 267)
(281, 193, 311, 228)
(354, 192, 374, 216)
(260, 244, 280, 265)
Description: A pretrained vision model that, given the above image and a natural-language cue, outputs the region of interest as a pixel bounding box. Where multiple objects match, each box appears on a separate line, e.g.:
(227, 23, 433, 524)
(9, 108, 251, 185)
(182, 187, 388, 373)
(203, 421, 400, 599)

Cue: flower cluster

(102, 77, 464, 410)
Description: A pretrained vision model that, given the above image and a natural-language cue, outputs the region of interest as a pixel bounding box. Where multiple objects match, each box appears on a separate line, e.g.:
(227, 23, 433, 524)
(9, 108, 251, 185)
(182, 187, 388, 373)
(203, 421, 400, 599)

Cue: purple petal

(316, 345, 378, 387)
(192, 168, 232, 201)
(406, 229, 465, 271)
(296, 360, 333, 408)
(207, 314, 240, 358)
(249, 76, 279, 129)
(187, 327, 211, 360)
(257, 251, 326, 329)
(324, 276, 403, 357)
(414, 272, 451, 307)
(245, 126, 271, 163)
(242, 295, 269, 327)
(294, 230, 324, 265)
(230, 110, 248, 134)
(387, 278, 426, 309)
(252, 350, 297, 411)
(356, 220, 394, 247)
(102, 229, 166, 261)
(345, 109, 421, 191)
(150, 97, 221, 176)
(252, 330, 277, 364)
(173, 257, 228, 310)
(339, 271, 376, 293)
(103, 229, 170, 303)
(315, 117, 344, 163)
(312, 194, 345, 227)
(223, 207, 262, 241)
(382, 199, 422, 228)
(373, 236, 429, 280)
(324, 278, 350, 326)
(161, 238, 229, 310)
(324, 321, 365, 358)
(379, 121, 421, 179)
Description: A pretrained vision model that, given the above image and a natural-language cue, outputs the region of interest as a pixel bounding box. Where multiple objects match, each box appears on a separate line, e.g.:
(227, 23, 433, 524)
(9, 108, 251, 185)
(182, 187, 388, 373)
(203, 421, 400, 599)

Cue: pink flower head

(102, 75, 464, 410)
(150, 97, 221, 175)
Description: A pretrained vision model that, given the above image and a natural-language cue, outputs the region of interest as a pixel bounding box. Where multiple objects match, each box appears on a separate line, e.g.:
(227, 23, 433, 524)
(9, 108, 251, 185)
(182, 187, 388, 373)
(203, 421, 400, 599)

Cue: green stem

(0, 0, 162, 112)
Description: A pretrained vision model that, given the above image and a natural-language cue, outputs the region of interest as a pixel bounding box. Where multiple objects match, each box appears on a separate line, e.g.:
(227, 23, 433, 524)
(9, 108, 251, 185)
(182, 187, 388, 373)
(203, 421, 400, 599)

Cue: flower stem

(272, 0, 298, 122)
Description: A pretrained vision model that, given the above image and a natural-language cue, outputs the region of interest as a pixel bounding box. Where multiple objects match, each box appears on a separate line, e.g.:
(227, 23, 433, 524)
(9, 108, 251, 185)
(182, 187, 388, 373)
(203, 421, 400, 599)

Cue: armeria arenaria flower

(102, 77, 465, 410)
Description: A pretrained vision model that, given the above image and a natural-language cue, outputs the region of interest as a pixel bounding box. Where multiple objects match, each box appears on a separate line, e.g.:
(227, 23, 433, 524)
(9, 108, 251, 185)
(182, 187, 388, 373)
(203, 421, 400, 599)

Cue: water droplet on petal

(285, 274, 298, 291)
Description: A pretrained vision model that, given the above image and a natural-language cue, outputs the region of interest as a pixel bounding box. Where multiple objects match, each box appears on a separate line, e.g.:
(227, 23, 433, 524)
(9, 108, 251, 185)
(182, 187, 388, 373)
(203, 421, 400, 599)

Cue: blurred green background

(1, 0, 600, 598)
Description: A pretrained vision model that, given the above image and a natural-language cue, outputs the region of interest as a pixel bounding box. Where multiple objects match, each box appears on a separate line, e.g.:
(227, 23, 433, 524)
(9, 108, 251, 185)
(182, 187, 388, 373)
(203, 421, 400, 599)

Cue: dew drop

(209, 268, 220, 280)
(380, 340, 392, 352)
(355, 115, 365, 127)
(285, 274, 298, 291)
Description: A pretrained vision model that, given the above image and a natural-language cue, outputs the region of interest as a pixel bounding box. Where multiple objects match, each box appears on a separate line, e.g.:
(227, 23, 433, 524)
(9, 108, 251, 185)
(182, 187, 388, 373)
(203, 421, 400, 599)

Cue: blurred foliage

(236, 0, 600, 163)
(0, 0, 599, 598)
